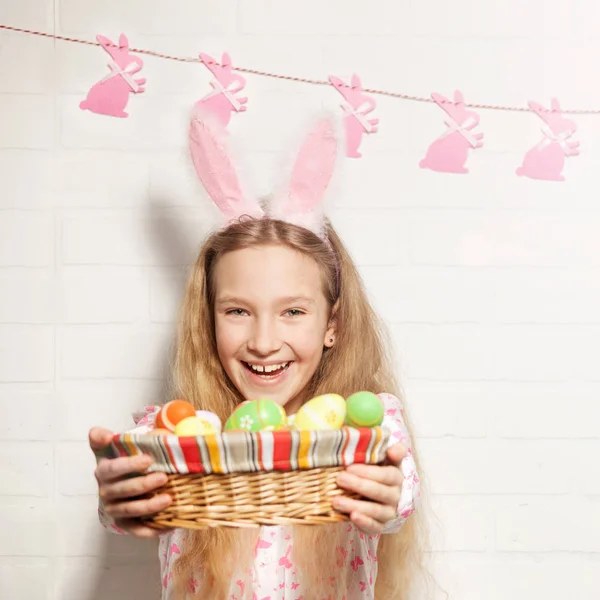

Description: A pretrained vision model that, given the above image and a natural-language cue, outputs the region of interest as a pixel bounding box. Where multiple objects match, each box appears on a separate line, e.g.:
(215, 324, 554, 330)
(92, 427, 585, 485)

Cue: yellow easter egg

(294, 394, 346, 430)
(174, 416, 216, 436)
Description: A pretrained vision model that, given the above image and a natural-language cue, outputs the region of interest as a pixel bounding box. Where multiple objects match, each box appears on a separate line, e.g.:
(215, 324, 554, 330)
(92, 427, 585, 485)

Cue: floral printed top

(98, 393, 420, 599)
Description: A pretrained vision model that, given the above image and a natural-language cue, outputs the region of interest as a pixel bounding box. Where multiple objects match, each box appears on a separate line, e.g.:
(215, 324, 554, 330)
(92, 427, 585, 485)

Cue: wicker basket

(109, 426, 391, 530)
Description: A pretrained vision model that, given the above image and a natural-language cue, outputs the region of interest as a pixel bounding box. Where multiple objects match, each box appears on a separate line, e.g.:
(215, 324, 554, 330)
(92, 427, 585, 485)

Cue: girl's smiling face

(213, 244, 336, 414)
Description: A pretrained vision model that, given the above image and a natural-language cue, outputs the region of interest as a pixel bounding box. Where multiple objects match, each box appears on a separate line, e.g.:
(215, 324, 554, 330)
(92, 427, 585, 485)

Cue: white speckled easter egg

(294, 394, 346, 430)
(195, 410, 222, 432)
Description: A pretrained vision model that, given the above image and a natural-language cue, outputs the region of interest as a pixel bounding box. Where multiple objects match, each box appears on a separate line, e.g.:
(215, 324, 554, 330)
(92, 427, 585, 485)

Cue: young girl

(90, 110, 425, 600)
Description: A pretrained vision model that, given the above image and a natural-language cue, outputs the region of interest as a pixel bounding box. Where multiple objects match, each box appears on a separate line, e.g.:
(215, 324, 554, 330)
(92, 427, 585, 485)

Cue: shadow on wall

(143, 200, 217, 271)
(79, 200, 216, 600)
(82, 535, 162, 600)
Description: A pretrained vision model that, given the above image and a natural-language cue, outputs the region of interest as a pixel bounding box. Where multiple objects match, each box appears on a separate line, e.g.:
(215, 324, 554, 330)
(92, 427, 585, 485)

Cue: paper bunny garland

(329, 73, 379, 158)
(419, 90, 484, 174)
(80, 34, 146, 118)
(189, 106, 340, 239)
(75, 36, 582, 183)
(516, 98, 580, 181)
(197, 52, 248, 128)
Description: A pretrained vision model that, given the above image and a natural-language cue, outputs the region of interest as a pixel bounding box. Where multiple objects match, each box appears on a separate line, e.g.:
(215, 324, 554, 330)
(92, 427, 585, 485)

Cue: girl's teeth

(248, 362, 288, 374)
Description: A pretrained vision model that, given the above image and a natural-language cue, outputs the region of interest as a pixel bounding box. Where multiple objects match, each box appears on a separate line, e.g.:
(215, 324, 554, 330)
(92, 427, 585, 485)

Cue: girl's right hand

(89, 426, 174, 538)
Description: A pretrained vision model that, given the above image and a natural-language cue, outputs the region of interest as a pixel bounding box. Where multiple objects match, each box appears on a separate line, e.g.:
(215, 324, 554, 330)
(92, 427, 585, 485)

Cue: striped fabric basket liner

(107, 426, 391, 529)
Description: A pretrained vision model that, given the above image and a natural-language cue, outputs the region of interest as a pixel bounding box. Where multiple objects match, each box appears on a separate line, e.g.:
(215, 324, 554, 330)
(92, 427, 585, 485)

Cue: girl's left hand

(333, 442, 407, 534)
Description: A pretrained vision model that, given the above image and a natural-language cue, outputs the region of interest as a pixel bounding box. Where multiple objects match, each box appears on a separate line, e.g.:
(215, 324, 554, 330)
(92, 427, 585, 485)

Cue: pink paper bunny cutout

(329, 74, 378, 158)
(197, 52, 248, 128)
(80, 34, 145, 118)
(516, 98, 580, 181)
(419, 90, 484, 174)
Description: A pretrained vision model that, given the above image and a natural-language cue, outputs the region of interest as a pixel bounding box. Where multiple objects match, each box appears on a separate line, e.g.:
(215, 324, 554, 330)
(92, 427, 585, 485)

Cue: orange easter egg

(155, 400, 196, 432)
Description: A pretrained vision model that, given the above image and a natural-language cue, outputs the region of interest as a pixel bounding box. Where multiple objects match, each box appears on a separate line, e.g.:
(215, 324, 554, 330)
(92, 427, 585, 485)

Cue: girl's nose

(247, 319, 282, 356)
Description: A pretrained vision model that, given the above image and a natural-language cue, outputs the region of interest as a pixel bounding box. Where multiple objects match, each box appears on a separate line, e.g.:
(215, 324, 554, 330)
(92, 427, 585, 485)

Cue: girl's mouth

(242, 361, 291, 379)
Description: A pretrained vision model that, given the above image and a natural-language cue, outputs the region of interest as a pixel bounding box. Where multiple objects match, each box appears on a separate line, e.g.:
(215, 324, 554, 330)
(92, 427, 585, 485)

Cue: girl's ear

(324, 300, 339, 347)
(324, 330, 336, 348)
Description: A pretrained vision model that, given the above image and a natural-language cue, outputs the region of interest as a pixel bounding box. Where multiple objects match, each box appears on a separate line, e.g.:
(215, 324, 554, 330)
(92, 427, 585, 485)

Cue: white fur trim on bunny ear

(189, 105, 264, 224)
(269, 111, 345, 239)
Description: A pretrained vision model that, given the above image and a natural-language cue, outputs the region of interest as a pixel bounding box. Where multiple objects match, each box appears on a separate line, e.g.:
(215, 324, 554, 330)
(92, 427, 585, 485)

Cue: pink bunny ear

(329, 75, 343, 88)
(528, 100, 543, 111)
(96, 34, 113, 48)
(118, 34, 129, 48)
(431, 92, 448, 107)
(270, 115, 341, 237)
(551, 97, 562, 112)
(199, 52, 215, 65)
(189, 107, 263, 223)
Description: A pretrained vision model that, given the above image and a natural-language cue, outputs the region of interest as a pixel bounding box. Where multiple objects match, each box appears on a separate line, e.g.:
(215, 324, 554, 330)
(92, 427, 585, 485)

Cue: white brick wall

(1, 1, 599, 598)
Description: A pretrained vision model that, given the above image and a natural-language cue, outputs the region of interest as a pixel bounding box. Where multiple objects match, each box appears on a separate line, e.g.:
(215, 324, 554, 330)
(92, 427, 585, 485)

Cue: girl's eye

(226, 308, 248, 316)
(285, 309, 305, 317)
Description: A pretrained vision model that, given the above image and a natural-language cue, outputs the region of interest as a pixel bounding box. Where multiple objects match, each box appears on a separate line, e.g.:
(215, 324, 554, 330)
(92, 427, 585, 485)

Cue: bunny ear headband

(189, 106, 341, 241)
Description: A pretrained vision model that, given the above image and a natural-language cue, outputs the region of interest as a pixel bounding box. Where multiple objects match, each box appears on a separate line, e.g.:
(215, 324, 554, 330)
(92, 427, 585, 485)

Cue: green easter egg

(225, 398, 287, 432)
(345, 391, 384, 427)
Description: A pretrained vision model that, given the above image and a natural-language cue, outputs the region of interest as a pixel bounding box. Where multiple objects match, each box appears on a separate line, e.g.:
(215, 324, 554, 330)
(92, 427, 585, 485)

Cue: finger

(113, 518, 169, 538)
(333, 496, 396, 525)
(350, 511, 384, 535)
(95, 454, 153, 484)
(89, 427, 114, 452)
(100, 471, 169, 502)
(385, 443, 408, 467)
(345, 464, 403, 487)
(104, 493, 173, 519)
(337, 471, 401, 506)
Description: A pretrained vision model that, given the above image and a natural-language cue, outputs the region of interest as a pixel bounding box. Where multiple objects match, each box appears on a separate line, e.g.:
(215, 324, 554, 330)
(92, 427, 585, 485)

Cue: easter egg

(193, 415, 218, 435)
(345, 391, 384, 428)
(146, 428, 172, 436)
(294, 394, 346, 430)
(261, 424, 290, 432)
(195, 410, 222, 432)
(174, 416, 216, 437)
(224, 399, 287, 432)
(156, 400, 196, 432)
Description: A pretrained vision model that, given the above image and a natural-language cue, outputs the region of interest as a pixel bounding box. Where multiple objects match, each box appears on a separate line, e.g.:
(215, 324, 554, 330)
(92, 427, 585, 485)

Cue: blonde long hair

(170, 218, 428, 599)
